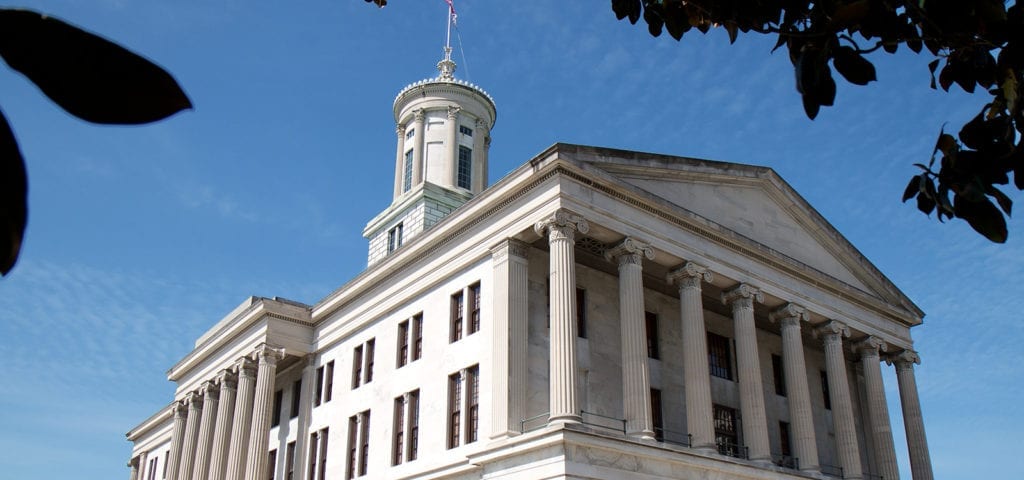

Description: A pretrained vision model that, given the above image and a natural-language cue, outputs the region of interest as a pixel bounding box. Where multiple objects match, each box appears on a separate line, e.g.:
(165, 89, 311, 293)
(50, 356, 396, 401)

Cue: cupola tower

(363, 36, 497, 265)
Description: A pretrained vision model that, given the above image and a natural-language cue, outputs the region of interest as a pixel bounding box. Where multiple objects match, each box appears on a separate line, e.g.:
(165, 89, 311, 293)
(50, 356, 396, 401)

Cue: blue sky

(0, 1, 1020, 479)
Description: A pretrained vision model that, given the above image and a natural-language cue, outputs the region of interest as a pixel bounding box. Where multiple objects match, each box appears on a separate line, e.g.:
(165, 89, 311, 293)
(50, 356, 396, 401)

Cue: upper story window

(290, 379, 301, 419)
(450, 290, 464, 342)
(397, 313, 424, 367)
(468, 283, 481, 334)
(645, 311, 659, 359)
(405, 128, 414, 140)
(714, 404, 739, 457)
(459, 125, 472, 136)
(576, 287, 587, 338)
(821, 370, 831, 410)
(707, 332, 733, 380)
(272, 389, 284, 427)
(457, 146, 472, 189)
(351, 339, 375, 389)
(772, 354, 786, 396)
(388, 223, 403, 253)
(403, 150, 413, 192)
(314, 361, 334, 407)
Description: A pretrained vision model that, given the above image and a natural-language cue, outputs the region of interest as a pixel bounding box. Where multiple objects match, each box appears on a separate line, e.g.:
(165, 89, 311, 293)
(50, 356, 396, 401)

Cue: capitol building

(126, 47, 934, 480)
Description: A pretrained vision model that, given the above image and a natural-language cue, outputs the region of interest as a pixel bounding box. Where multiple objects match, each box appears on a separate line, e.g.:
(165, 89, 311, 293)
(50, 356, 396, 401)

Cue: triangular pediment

(557, 145, 917, 313)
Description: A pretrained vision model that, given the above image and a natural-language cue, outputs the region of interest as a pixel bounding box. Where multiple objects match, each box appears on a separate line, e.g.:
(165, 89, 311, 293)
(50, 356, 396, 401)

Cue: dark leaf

(954, 194, 1009, 243)
(644, 5, 664, 37)
(953, 65, 977, 93)
(928, 59, 940, 89)
(882, 42, 898, 54)
(830, 0, 870, 29)
(0, 108, 26, 275)
(902, 175, 920, 202)
(724, 22, 738, 44)
(938, 62, 955, 91)
(0, 9, 191, 125)
(907, 37, 922, 53)
(987, 186, 1013, 216)
(662, 3, 690, 40)
(832, 46, 877, 85)
(916, 188, 936, 215)
(934, 130, 958, 157)
(802, 94, 820, 119)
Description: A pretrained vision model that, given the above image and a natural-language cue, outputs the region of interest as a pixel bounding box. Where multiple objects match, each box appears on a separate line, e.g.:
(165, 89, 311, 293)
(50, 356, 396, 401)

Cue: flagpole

(445, 2, 452, 54)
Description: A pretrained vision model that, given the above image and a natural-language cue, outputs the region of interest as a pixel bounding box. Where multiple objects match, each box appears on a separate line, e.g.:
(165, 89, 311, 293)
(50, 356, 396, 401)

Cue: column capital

(534, 209, 589, 240)
(413, 108, 425, 122)
(666, 261, 713, 289)
(173, 399, 188, 418)
(813, 320, 851, 342)
(199, 381, 220, 400)
(769, 302, 810, 326)
(490, 238, 530, 260)
(215, 369, 238, 391)
(476, 117, 487, 129)
(396, 123, 406, 136)
(887, 349, 921, 369)
(855, 336, 889, 358)
(234, 356, 257, 379)
(185, 391, 203, 409)
(721, 283, 764, 309)
(604, 237, 654, 266)
(251, 343, 286, 366)
(447, 105, 461, 118)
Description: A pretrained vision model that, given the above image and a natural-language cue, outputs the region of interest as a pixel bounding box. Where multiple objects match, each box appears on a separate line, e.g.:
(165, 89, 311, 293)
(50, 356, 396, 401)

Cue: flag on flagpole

(445, 0, 457, 26)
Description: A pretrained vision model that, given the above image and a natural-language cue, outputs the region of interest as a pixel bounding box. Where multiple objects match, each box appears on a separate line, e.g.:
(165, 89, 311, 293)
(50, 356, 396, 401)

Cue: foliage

(0, 9, 191, 275)
(609, 0, 1022, 242)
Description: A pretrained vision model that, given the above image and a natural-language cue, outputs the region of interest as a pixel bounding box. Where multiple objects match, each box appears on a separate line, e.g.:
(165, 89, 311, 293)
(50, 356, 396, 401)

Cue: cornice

(125, 402, 173, 442)
(393, 78, 496, 127)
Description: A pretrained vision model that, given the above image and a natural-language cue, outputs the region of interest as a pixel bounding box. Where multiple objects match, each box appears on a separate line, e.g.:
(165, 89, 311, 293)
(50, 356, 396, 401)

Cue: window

(457, 146, 472, 189)
(391, 389, 420, 465)
(268, 449, 277, 480)
(359, 411, 370, 476)
(405, 128, 414, 140)
(821, 370, 831, 410)
(352, 345, 363, 389)
(451, 290, 464, 342)
(387, 223, 403, 253)
(409, 390, 419, 461)
(576, 287, 587, 338)
(403, 149, 413, 192)
(397, 320, 410, 368)
(468, 283, 481, 334)
(459, 125, 472, 136)
(272, 389, 283, 427)
(318, 428, 328, 480)
(651, 388, 664, 441)
(347, 411, 370, 478)
(713, 404, 740, 457)
(707, 332, 733, 380)
(314, 366, 324, 407)
(779, 421, 792, 458)
(147, 457, 158, 480)
(324, 361, 334, 403)
(772, 354, 786, 396)
(348, 416, 358, 479)
(285, 441, 296, 480)
(291, 380, 301, 418)
(412, 314, 423, 361)
(467, 365, 479, 443)
(308, 431, 319, 480)
(393, 396, 405, 465)
(163, 450, 168, 478)
(364, 339, 375, 383)
(645, 311, 660, 359)
(448, 372, 462, 449)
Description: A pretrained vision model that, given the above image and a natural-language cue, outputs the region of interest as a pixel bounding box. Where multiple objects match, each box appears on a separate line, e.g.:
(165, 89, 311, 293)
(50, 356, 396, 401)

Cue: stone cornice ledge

(125, 401, 173, 441)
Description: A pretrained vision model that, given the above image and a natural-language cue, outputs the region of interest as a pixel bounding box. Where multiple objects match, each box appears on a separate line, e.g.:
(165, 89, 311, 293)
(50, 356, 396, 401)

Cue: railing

(579, 410, 627, 435)
(715, 440, 749, 460)
(771, 453, 799, 470)
(863, 473, 884, 480)
(653, 427, 692, 448)
(819, 463, 844, 478)
(520, 413, 549, 433)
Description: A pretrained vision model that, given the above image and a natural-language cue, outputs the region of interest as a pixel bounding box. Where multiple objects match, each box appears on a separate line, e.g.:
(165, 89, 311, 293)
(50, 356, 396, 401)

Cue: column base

(626, 430, 657, 441)
(548, 414, 581, 425)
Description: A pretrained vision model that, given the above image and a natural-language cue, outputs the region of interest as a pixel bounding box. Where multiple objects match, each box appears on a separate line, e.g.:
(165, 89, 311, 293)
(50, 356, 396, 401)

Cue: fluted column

(411, 109, 425, 186)
(770, 304, 820, 472)
(722, 284, 771, 462)
(490, 239, 530, 437)
(177, 392, 203, 480)
(394, 123, 406, 197)
(295, 356, 317, 480)
(534, 209, 589, 424)
(472, 118, 488, 192)
(224, 358, 257, 480)
(445, 106, 460, 186)
(857, 337, 899, 480)
(167, 402, 187, 480)
(208, 370, 237, 480)
(889, 351, 933, 480)
(244, 344, 286, 480)
(605, 238, 656, 439)
(666, 262, 715, 450)
(814, 321, 862, 480)
(192, 381, 219, 480)
(129, 453, 142, 480)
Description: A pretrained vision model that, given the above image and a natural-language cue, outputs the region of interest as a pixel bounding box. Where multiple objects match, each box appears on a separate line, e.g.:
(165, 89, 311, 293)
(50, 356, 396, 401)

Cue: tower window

(405, 128, 414, 139)
(388, 223, 403, 253)
(459, 125, 472, 136)
(457, 146, 472, 189)
(403, 149, 413, 192)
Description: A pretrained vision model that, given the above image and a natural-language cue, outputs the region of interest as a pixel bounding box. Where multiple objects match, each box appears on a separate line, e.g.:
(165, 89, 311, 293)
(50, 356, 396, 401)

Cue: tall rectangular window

(307, 431, 318, 480)
(352, 345, 363, 389)
(467, 365, 480, 443)
(448, 372, 462, 448)
(403, 149, 413, 192)
(285, 441, 296, 480)
(387, 223, 403, 253)
(576, 287, 587, 338)
(397, 320, 410, 368)
(359, 411, 370, 476)
(364, 339, 375, 384)
(318, 428, 328, 480)
(645, 311, 660, 359)
(314, 366, 324, 407)
(450, 290, 464, 342)
(268, 449, 277, 480)
(272, 389, 283, 427)
(412, 313, 423, 360)
(390, 388, 421, 466)
(707, 332, 733, 380)
(163, 451, 168, 478)
(409, 390, 419, 461)
(821, 370, 831, 410)
(779, 421, 792, 457)
(347, 412, 371, 479)
(457, 146, 472, 189)
(290, 380, 301, 418)
(468, 282, 481, 334)
(651, 388, 664, 441)
(324, 361, 334, 402)
(713, 404, 739, 457)
(393, 396, 405, 465)
(772, 354, 786, 396)
(347, 416, 357, 479)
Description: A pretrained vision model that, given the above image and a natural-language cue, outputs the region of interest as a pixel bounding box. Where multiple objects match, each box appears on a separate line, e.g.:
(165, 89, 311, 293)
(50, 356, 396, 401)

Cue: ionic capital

(447, 105, 461, 119)
(413, 109, 425, 122)
(769, 303, 810, 328)
(252, 343, 286, 367)
(722, 283, 764, 310)
(396, 123, 406, 136)
(886, 349, 921, 367)
(855, 336, 888, 358)
(604, 237, 654, 267)
(534, 209, 589, 242)
(667, 262, 713, 290)
(813, 320, 851, 344)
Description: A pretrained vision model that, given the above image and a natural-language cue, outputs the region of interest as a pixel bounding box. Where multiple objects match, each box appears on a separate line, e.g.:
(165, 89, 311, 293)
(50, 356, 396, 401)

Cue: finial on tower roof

(438, 0, 458, 81)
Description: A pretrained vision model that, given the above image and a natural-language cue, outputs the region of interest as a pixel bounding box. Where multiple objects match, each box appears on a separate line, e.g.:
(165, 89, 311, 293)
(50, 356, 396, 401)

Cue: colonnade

(523, 208, 934, 480)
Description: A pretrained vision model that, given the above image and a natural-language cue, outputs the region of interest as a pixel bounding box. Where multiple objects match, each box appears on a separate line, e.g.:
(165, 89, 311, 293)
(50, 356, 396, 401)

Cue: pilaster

(856, 336, 900, 480)
(814, 321, 862, 479)
(722, 284, 771, 462)
(295, 356, 317, 480)
(489, 238, 530, 437)
(666, 262, 715, 451)
(769, 303, 820, 472)
(605, 237, 656, 440)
